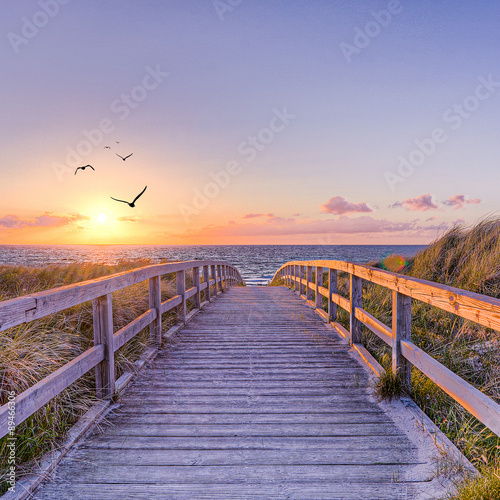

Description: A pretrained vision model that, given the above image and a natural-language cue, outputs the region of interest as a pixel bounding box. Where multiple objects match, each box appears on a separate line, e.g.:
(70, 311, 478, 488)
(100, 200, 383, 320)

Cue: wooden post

(210, 265, 216, 295)
(193, 267, 201, 309)
(176, 270, 186, 323)
(306, 266, 313, 301)
(93, 294, 115, 398)
(300, 265, 305, 296)
(148, 275, 162, 345)
(328, 269, 338, 322)
(203, 265, 211, 302)
(349, 274, 362, 345)
(392, 291, 412, 390)
(315, 266, 323, 310)
(217, 265, 223, 292)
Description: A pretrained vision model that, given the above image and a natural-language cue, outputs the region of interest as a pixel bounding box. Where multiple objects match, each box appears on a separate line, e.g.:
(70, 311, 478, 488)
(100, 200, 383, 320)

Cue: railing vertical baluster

(203, 265, 211, 302)
(148, 275, 162, 345)
(176, 269, 186, 324)
(328, 269, 338, 322)
(217, 264, 223, 292)
(392, 291, 412, 390)
(306, 266, 313, 302)
(349, 274, 362, 345)
(93, 294, 115, 398)
(300, 265, 305, 296)
(315, 266, 323, 310)
(210, 264, 216, 295)
(193, 267, 201, 310)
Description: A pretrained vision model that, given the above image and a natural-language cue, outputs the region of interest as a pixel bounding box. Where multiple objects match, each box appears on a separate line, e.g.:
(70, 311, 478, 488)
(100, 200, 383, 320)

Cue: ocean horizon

(0, 244, 426, 286)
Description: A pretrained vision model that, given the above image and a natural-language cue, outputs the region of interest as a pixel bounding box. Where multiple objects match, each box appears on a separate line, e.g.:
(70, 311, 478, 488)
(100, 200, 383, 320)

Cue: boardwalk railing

(272, 260, 500, 438)
(0, 260, 244, 439)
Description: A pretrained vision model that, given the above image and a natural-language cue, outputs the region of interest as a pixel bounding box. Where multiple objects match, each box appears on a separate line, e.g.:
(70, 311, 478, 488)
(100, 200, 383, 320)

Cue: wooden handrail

(273, 260, 500, 438)
(0, 260, 244, 439)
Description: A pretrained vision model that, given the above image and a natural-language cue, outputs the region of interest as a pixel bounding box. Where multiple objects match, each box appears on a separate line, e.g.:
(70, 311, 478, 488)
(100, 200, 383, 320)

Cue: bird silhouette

(74, 165, 95, 175)
(110, 186, 147, 208)
(115, 141, 120, 144)
(104, 146, 111, 149)
(116, 153, 133, 161)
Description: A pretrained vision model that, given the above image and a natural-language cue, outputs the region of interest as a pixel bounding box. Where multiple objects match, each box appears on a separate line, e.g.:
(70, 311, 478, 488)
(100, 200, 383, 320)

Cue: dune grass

(0, 259, 206, 494)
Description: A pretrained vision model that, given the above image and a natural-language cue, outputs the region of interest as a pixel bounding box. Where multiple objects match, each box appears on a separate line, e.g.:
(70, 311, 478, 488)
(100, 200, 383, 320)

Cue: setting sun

(97, 213, 107, 224)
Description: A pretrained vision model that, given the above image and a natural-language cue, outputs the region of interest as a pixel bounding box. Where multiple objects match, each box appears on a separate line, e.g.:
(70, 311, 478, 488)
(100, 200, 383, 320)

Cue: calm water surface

(0, 245, 426, 286)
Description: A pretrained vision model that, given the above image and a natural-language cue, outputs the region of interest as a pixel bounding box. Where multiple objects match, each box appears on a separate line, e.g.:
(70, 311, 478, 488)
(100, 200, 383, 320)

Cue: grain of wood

(34, 287, 445, 499)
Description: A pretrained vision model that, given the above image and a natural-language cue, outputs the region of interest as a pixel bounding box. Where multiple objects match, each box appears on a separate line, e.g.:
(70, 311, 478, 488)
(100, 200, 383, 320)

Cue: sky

(0, 0, 498, 245)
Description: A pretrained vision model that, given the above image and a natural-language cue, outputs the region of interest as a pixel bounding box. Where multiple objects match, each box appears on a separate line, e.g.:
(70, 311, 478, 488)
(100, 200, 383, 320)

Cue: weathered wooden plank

(113, 309, 156, 352)
(0, 345, 104, 439)
(350, 274, 362, 344)
(93, 294, 114, 399)
(160, 294, 182, 314)
(392, 291, 412, 389)
(355, 307, 392, 345)
(148, 275, 162, 345)
(401, 340, 500, 437)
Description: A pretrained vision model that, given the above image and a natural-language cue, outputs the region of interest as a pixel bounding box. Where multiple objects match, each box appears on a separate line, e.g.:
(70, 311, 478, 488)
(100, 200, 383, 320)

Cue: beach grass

(0, 259, 210, 494)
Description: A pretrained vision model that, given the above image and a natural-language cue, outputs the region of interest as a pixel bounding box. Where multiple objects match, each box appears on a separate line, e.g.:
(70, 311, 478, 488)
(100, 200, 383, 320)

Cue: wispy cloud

(392, 193, 438, 212)
(116, 216, 139, 223)
(320, 196, 372, 215)
(0, 213, 88, 229)
(443, 194, 481, 210)
(242, 213, 274, 219)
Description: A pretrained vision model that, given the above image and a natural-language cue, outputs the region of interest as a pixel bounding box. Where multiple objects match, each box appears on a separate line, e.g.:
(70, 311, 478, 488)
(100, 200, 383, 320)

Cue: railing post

(193, 267, 201, 310)
(93, 294, 115, 399)
(300, 265, 305, 296)
(328, 268, 338, 322)
(211, 265, 217, 295)
(315, 266, 323, 310)
(392, 291, 412, 390)
(217, 264, 223, 292)
(306, 266, 313, 302)
(203, 265, 211, 302)
(349, 274, 362, 345)
(176, 270, 186, 323)
(148, 275, 162, 345)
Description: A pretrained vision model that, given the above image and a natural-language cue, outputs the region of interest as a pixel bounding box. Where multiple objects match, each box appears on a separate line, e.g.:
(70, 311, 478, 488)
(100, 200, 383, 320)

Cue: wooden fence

(0, 260, 244, 439)
(273, 260, 500, 438)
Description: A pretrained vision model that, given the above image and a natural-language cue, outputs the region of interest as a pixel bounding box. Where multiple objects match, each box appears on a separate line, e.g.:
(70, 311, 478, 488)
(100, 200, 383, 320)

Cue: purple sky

(0, 1, 498, 244)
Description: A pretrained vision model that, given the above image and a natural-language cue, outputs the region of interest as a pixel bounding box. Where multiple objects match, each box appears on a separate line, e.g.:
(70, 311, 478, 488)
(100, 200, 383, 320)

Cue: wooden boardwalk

(34, 287, 444, 499)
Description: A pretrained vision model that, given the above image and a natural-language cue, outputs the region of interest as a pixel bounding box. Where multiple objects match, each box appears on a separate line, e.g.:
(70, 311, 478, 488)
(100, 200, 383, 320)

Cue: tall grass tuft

(0, 260, 178, 493)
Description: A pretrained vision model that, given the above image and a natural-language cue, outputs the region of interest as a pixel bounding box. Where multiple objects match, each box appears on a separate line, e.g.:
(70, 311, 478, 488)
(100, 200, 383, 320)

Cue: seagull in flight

(116, 153, 133, 161)
(110, 186, 147, 208)
(104, 146, 111, 149)
(74, 165, 95, 175)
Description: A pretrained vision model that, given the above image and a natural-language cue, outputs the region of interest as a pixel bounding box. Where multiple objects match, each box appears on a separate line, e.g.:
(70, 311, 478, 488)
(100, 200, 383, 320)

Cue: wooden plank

(113, 309, 156, 352)
(349, 274, 362, 344)
(306, 266, 313, 301)
(192, 267, 201, 309)
(184, 286, 198, 300)
(392, 291, 412, 389)
(160, 295, 182, 314)
(93, 294, 115, 399)
(0, 345, 105, 439)
(148, 275, 162, 345)
(355, 307, 392, 345)
(401, 340, 500, 437)
(315, 266, 323, 310)
(329, 268, 338, 321)
(330, 291, 350, 312)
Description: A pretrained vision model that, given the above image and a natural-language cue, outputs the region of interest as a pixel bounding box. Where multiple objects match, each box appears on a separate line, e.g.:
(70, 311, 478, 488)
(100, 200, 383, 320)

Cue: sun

(97, 213, 107, 224)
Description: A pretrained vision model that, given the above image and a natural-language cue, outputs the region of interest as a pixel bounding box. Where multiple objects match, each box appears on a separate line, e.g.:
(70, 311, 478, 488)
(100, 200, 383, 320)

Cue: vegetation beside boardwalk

(0, 259, 203, 494)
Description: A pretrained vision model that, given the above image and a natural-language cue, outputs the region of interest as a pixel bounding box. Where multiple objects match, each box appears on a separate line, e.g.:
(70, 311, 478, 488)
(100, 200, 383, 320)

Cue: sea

(0, 245, 426, 286)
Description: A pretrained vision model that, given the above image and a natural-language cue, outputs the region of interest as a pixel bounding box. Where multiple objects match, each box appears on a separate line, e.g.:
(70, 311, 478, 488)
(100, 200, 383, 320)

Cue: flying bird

(116, 153, 133, 161)
(74, 165, 95, 175)
(104, 146, 111, 149)
(110, 186, 147, 208)
(115, 141, 120, 144)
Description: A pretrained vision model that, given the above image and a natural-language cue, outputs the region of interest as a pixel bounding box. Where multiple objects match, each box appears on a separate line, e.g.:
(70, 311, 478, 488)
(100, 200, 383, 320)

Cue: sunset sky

(0, 1, 498, 245)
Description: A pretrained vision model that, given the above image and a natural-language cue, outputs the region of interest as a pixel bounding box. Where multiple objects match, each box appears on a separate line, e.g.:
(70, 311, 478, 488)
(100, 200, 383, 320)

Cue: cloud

(242, 213, 274, 219)
(0, 213, 80, 229)
(116, 216, 139, 223)
(443, 194, 481, 210)
(320, 196, 372, 215)
(393, 194, 438, 212)
(426, 216, 438, 221)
